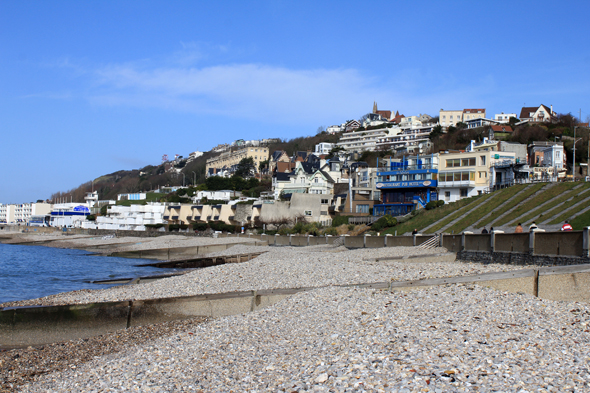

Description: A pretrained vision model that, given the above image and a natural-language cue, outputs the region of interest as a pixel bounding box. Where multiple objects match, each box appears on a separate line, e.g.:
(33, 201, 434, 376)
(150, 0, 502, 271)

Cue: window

(321, 199, 329, 204)
(446, 159, 460, 167)
(460, 189, 468, 197)
(356, 204, 369, 214)
(304, 210, 312, 216)
(480, 155, 486, 165)
(445, 191, 451, 198)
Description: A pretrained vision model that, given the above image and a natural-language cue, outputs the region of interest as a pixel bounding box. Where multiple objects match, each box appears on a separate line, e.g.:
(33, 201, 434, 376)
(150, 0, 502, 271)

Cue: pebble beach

(2, 234, 589, 391)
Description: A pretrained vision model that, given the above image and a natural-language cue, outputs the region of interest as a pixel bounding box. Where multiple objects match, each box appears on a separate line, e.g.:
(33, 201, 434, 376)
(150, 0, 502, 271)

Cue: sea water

(0, 243, 180, 304)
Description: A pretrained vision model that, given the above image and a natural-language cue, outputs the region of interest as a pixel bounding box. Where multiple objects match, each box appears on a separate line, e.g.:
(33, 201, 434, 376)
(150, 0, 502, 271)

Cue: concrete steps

(506, 183, 584, 226)
(470, 184, 535, 229)
(421, 197, 483, 234)
(437, 191, 504, 234)
(487, 183, 551, 227)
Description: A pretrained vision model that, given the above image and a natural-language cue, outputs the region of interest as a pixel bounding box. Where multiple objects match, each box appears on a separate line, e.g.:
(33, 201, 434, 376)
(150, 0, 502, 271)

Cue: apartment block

(206, 146, 269, 177)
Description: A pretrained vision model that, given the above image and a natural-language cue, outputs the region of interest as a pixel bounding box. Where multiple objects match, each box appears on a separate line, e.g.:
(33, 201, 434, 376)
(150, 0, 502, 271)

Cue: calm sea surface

(0, 243, 180, 304)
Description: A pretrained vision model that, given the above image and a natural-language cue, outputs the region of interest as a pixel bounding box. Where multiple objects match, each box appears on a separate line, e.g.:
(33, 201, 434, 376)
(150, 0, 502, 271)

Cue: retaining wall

(4, 264, 590, 349)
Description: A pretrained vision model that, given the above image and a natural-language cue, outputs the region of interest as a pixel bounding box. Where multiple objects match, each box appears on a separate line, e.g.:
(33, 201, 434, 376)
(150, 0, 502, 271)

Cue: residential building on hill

(439, 108, 486, 128)
(438, 148, 516, 203)
(439, 109, 464, 128)
(206, 146, 269, 177)
(519, 105, 557, 123)
(494, 113, 517, 123)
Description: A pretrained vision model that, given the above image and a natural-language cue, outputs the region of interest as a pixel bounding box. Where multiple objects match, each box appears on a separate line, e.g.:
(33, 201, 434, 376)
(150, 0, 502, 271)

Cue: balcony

(438, 180, 475, 187)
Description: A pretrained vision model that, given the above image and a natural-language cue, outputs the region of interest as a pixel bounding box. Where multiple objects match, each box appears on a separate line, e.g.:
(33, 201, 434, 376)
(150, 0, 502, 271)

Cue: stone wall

(457, 250, 590, 266)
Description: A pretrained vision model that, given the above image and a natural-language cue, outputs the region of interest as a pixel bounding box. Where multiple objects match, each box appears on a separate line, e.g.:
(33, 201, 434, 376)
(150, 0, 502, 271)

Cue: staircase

(418, 234, 440, 249)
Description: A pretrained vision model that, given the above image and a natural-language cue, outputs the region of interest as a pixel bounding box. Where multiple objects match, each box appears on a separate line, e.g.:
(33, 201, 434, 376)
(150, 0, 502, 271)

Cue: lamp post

(573, 126, 578, 181)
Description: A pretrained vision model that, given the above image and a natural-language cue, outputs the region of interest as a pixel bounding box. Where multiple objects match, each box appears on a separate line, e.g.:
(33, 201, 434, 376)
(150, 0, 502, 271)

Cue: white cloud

(90, 63, 385, 124)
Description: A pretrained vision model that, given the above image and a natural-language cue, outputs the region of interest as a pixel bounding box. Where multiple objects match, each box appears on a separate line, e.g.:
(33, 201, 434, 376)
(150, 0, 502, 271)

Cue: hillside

(51, 132, 341, 203)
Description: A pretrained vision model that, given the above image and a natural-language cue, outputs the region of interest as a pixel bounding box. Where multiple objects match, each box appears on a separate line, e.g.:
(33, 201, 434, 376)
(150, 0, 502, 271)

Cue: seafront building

(82, 203, 166, 231)
(0, 202, 52, 225)
(374, 155, 439, 216)
(49, 203, 91, 228)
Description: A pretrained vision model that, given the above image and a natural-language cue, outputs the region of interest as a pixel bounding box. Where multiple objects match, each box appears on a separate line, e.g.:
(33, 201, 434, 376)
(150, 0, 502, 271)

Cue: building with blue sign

(49, 203, 91, 228)
(373, 155, 439, 216)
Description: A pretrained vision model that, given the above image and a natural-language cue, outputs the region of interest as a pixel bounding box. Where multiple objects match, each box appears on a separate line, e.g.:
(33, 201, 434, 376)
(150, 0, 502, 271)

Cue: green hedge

(371, 215, 397, 231)
(332, 215, 351, 227)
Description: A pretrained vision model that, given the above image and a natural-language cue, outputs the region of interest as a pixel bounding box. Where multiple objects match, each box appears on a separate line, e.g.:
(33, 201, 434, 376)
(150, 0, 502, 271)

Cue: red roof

(463, 108, 485, 114)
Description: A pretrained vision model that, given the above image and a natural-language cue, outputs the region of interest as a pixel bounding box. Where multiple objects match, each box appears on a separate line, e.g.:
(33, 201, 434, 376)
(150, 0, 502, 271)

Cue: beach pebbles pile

(19, 284, 590, 392)
(4, 245, 531, 307)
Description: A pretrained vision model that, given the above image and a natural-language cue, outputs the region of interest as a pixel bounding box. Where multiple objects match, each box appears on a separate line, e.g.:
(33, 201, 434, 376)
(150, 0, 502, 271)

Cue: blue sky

(1, 1, 589, 203)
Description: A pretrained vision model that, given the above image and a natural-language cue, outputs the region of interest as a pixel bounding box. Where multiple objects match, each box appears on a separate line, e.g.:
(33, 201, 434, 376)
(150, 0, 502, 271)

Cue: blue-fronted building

(373, 155, 439, 216)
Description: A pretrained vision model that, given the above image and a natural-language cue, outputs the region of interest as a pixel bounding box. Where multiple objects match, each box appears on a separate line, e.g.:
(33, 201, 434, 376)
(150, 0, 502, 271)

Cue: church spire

(373, 101, 377, 114)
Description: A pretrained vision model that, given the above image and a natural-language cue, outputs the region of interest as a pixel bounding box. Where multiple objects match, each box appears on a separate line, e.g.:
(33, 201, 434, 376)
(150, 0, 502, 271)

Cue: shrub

(86, 214, 96, 221)
(372, 215, 397, 231)
(192, 222, 208, 231)
(209, 220, 237, 233)
(323, 227, 338, 236)
(425, 201, 438, 210)
(347, 224, 355, 231)
(332, 215, 351, 227)
(437, 200, 445, 207)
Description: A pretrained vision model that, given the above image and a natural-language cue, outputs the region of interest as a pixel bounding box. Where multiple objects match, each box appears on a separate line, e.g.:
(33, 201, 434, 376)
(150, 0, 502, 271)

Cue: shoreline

(5, 232, 589, 390)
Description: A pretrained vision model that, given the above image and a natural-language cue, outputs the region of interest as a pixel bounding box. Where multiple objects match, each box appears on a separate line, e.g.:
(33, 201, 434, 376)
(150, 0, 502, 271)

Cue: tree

(508, 117, 519, 127)
(316, 126, 326, 135)
(455, 122, 467, 130)
(235, 157, 255, 178)
(429, 125, 443, 140)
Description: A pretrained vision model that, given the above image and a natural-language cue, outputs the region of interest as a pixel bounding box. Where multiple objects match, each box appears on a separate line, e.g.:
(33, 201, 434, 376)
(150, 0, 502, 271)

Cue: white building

(314, 142, 334, 155)
(0, 204, 14, 224)
(49, 203, 91, 228)
(494, 113, 517, 123)
(542, 144, 565, 170)
(193, 190, 238, 203)
(117, 192, 147, 201)
(0, 202, 52, 224)
(83, 203, 166, 231)
(326, 125, 344, 134)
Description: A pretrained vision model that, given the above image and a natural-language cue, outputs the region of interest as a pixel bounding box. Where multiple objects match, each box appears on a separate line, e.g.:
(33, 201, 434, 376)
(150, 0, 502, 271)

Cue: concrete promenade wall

(109, 241, 268, 260)
(4, 263, 590, 348)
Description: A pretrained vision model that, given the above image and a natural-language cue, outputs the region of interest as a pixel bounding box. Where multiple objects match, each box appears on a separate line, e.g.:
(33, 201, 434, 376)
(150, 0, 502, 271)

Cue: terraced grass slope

(380, 181, 590, 235)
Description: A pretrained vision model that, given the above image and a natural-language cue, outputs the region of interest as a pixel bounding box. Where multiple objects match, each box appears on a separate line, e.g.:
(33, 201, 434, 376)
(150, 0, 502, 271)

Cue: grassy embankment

(545, 185, 590, 224)
(476, 182, 546, 228)
(506, 183, 587, 226)
(446, 184, 528, 234)
(424, 193, 494, 234)
(381, 194, 485, 236)
(492, 182, 575, 226)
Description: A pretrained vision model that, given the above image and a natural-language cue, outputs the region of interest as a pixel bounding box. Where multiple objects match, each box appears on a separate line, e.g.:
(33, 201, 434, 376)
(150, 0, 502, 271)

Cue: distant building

(83, 203, 166, 231)
(314, 142, 334, 155)
(519, 105, 557, 123)
(206, 146, 270, 177)
(494, 113, 518, 123)
(49, 203, 91, 228)
(0, 202, 52, 225)
(439, 108, 486, 128)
